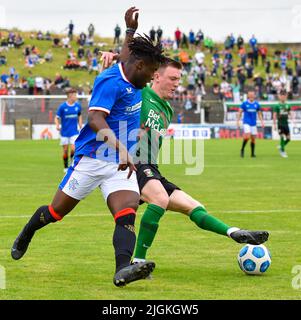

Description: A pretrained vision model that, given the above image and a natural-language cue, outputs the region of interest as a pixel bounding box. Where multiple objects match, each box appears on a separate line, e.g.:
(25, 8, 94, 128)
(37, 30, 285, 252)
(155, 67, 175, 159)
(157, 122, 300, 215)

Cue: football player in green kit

(102, 7, 269, 268)
(273, 90, 293, 158)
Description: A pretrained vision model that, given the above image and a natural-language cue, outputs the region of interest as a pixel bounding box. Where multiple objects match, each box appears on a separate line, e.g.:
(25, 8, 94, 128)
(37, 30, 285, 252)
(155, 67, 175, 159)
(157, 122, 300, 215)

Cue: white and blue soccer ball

(237, 244, 271, 275)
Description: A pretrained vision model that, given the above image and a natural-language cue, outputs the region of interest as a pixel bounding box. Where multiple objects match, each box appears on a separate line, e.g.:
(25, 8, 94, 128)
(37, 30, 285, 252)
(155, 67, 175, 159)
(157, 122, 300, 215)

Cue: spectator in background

(88, 23, 95, 38)
(62, 36, 71, 48)
(149, 27, 156, 42)
(195, 29, 204, 47)
(114, 24, 121, 45)
(44, 50, 53, 62)
(259, 45, 268, 66)
(253, 73, 264, 99)
(204, 37, 214, 53)
(177, 111, 184, 123)
(157, 26, 163, 42)
(77, 46, 85, 59)
(0, 83, 8, 95)
(238, 46, 247, 66)
(194, 48, 205, 66)
(27, 71, 35, 95)
(249, 35, 257, 50)
(189, 30, 195, 49)
(237, 35, 244, 49)
(37, 31, 43, 40)
(175, 27, 182, 48)
(45, 31, 52, 41)
(265, 60, 271, 74)
(231, 81, 241, 103)
(229, 33, 235, 49)
(68, 20, 74, 40)
(78, 32, 87, 46)
(181, 33, 188, 49)
(53, 36, 61, 47)
(35, 76, 44, 94)
(292, 74, 299, 96)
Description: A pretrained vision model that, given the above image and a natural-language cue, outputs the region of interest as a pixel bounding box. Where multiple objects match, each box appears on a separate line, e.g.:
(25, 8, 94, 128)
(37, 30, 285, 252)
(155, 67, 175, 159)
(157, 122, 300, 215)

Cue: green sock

(134, 204, 165, 259)
(189, 206, 230, 236)
(280, 136, 285, 152)
(284, 138, 290, 146)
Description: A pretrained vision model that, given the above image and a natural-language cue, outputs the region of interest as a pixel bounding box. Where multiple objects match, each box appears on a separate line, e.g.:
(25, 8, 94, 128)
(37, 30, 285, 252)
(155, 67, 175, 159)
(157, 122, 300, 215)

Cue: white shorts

(60, 135, 78, 146)
(59, 156, 139, 202)
(243, 124, 257, 135)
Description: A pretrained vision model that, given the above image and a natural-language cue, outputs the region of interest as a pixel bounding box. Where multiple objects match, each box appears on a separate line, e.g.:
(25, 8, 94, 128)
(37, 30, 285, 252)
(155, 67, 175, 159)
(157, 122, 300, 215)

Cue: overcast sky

(1, 0, 301, 42)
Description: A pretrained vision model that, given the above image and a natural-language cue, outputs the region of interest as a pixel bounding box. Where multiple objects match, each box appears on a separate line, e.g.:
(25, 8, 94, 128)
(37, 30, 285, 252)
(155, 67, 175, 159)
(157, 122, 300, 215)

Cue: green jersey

(135, 86, 174, 164)
(274, 103, 291, 126)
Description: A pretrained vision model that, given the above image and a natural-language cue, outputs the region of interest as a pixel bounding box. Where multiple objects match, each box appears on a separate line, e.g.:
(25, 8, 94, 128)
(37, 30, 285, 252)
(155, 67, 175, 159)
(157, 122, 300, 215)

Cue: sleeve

(56, 104, 62, 118)
(88, 76, 119, 114)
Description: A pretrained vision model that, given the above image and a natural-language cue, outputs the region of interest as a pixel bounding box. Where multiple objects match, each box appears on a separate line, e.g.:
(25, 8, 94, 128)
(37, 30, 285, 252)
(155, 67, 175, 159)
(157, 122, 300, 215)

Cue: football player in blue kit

(237, 89, 265, 158)
(55, 88, 83, 173)
(11, 8, 166, 287)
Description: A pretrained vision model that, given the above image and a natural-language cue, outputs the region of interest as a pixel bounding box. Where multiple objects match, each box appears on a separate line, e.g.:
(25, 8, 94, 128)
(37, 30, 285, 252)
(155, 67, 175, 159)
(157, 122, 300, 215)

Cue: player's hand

(261, 122, 265, 128)
(56, 125, 60, 131)
(236, 121, 240, 128)
(125, 6, 139, 30)
(100, 51, 119, 69)
(118, 152, 137, 179)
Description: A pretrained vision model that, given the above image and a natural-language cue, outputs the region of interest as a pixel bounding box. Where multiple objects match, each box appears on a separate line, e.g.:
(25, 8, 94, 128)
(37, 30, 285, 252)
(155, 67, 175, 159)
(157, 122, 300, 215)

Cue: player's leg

(70, 144, 75, 164)
(167, 189, 269, 244)
(250, 135, 256, 157)
(11, 189, 80, 260)
(69, 135, 78, 164)
(102, 168, 155, 286)
(62, 143, 69, 172)
(241, 125, 250, 157)
(284, 131, 290, 152)
(133, 179, 169, 262)
(11, 156, 95, 260)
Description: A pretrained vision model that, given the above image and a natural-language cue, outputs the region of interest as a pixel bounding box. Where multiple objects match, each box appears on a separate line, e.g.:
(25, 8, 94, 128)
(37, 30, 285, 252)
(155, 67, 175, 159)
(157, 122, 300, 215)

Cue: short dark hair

(65, 87, 77, 95)
(159, 57, 183, 70)
(128, 34, 165, 65)
(279, 90, 287, 95)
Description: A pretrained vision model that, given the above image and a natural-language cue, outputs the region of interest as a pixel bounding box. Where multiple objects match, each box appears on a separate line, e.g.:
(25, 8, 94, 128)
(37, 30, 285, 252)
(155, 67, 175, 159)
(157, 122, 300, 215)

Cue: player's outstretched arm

(99, 7, 139, 70)
(119, 6, 139, 63)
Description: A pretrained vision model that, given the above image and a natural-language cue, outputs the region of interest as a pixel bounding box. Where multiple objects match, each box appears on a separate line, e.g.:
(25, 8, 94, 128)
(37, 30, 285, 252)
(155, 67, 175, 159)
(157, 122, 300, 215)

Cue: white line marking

(0, 209, 301, 219)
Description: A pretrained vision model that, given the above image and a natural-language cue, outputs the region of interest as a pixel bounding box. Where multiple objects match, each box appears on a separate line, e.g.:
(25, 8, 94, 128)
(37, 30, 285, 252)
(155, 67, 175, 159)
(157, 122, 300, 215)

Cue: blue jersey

(240, 100, 261, 126)
(75, 63, 142, 162)
(56, 102, 81, 137)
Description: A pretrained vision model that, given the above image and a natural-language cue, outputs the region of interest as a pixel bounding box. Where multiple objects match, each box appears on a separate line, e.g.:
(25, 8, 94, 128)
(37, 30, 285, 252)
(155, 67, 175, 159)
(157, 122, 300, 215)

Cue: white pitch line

(0, 209, 301, 219)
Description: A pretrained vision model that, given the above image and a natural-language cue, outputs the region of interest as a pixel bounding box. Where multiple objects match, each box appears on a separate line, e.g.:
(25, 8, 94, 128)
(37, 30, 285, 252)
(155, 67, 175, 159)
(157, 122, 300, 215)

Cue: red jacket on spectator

(175, 28, 181, 41)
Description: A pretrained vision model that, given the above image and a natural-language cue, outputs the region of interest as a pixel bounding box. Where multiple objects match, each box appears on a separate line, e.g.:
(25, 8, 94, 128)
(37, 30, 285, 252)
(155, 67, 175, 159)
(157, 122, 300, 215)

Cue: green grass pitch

(0, 139, 301, 300)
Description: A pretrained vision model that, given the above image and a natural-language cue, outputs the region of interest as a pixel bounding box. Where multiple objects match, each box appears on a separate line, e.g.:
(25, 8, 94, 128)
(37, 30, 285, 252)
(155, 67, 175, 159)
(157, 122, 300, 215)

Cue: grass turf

(0, 139, 301, 300)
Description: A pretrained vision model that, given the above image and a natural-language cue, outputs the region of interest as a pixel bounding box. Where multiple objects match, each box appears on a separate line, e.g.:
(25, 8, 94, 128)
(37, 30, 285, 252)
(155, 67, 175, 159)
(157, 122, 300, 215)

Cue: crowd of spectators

(1, 24, 301, 105)
(167, 29, 301, 109)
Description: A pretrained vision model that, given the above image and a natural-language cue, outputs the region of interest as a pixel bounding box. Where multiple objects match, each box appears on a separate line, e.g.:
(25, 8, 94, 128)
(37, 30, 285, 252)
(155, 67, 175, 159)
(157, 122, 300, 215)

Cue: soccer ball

(237, 244, 271, 275)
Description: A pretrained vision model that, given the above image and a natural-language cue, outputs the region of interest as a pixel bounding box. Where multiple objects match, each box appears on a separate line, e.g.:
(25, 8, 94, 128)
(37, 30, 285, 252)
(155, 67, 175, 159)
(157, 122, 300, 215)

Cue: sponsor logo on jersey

(126, 87, 133, 94)
(125, 101, 142, 113)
